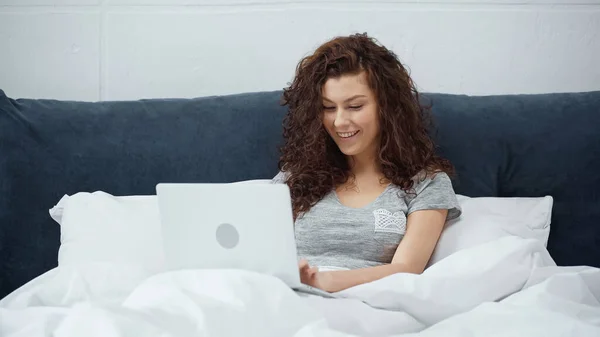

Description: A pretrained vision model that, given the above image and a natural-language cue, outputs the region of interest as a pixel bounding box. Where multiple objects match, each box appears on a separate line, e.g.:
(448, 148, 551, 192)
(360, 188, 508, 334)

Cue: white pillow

(52, 191, 165, 273)
(427, 195, 553, 266)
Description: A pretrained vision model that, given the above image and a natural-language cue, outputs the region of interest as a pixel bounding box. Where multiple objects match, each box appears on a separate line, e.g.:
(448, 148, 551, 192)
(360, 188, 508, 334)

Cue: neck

(348, 151, 380, 176)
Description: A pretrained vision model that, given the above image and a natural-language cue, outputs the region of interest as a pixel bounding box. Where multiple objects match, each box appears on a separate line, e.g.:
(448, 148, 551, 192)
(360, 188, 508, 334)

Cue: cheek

(358, 110, 379, 132)
(322, 114, 334, 129)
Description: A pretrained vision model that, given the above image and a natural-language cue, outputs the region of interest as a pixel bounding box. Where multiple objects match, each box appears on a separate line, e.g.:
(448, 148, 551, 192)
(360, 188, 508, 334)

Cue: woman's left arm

(316, 208, 448, 293)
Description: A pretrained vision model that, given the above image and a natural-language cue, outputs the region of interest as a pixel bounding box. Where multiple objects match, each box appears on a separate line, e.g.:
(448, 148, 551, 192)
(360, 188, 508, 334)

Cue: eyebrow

(323, 95, 367, 103)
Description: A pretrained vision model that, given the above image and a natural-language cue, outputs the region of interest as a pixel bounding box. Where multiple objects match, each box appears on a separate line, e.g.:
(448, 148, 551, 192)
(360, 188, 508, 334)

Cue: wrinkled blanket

(2, 236, 599, 336)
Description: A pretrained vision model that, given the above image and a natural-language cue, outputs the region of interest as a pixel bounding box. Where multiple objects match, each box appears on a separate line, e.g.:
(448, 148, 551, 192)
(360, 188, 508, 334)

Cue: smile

(337, 131, 359, 138)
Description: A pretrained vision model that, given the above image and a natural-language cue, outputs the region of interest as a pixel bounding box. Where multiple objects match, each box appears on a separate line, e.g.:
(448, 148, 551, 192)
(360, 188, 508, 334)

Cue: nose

(332, 109, 350, 129)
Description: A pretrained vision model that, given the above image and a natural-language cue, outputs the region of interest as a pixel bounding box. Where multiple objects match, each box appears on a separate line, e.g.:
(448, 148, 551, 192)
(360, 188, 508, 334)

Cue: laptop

(155, 182, 340, 299)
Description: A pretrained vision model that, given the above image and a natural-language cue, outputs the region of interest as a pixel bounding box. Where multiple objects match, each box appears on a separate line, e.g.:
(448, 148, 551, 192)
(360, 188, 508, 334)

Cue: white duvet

(1, 236, 599, 337)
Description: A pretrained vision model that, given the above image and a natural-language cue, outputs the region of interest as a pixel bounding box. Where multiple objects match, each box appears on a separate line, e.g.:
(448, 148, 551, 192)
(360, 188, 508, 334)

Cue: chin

(337, 146, 361, 156)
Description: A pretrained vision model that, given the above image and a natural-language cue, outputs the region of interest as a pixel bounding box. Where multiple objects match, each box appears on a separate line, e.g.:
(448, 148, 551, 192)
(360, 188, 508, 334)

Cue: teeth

(337, 131, 359, 138)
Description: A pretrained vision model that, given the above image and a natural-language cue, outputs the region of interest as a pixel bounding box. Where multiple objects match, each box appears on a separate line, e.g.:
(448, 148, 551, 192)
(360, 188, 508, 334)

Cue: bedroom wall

(0, 0, 599, 101)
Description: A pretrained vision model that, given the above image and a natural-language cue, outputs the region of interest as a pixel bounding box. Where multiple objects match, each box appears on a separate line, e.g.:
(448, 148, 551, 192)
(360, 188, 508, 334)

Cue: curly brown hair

(278, 33, 454, 220)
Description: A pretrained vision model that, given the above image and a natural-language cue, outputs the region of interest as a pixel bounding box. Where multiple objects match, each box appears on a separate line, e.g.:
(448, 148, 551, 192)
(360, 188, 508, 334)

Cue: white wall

(1, 0, 599, 101)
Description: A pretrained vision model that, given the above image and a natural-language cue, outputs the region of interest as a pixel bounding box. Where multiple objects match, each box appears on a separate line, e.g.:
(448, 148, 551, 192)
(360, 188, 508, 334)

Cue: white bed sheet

(2, 236, 599, 337)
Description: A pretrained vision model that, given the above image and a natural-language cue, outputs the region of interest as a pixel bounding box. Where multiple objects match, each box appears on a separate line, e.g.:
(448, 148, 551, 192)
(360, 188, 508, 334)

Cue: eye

(349, 105, 363, 111)
(322, 106, 336, 111)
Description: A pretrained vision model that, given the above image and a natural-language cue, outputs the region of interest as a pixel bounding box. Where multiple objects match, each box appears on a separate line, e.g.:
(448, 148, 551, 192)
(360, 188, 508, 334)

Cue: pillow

(427, 195, 553, 267)
(51, 191, 165, 273)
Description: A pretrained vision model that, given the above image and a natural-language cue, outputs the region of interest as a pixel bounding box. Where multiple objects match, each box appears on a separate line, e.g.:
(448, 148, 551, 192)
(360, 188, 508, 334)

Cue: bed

(1, 89, 599, 336)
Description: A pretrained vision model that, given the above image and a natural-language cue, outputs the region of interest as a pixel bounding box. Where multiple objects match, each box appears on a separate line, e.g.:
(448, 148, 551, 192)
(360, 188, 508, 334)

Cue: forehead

(322, 71, 372, 102)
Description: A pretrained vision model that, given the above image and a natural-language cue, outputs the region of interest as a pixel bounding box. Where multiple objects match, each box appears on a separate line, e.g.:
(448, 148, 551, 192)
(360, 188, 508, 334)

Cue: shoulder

(403, 170, 462, 220)
(411, 170, 454, 194)
(271, 170, 290, 184)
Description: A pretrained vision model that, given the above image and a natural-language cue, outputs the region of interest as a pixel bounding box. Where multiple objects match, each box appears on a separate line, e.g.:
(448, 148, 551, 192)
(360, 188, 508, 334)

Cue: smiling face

(321, 71, 380, 162)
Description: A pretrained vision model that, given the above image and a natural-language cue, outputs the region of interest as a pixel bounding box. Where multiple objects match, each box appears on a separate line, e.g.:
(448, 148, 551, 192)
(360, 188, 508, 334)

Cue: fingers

(298, 259, 309, 270)
(298, 259, 318, 277)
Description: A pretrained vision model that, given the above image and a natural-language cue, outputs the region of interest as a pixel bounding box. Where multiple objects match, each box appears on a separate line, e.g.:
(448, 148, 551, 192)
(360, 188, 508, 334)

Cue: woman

(272, 33, 461, 293)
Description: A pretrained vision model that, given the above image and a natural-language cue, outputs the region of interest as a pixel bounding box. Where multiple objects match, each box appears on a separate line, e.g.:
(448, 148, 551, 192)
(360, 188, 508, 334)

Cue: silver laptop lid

(156, 182, 301, 288)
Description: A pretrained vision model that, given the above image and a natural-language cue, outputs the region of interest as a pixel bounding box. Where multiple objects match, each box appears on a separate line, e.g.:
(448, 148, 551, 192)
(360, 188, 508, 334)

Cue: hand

(298, 259, 331, 292)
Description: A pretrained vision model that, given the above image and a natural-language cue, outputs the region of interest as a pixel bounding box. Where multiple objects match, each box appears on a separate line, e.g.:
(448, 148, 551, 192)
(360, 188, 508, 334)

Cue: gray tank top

(272, 171, 462, 270)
